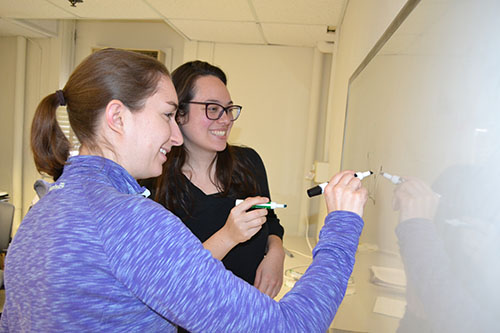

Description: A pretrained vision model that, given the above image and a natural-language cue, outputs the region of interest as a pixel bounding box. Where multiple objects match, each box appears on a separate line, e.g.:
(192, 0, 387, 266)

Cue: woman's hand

(254, 235, 285, 298)
(223, 197, 269, 244)
(324, 170, 369, 217)
(203, 197, 268, 260)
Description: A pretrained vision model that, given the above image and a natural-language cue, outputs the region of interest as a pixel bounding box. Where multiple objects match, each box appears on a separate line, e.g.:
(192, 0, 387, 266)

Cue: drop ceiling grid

(251, 0, 344, 25)
(145, 0, 255, 21)
(0, 0, 161, 19)
(262, 23, 335, 47)
(0, 0, 345, 46)
(169, 19, 264, 44)
(48, 0, 160, 19)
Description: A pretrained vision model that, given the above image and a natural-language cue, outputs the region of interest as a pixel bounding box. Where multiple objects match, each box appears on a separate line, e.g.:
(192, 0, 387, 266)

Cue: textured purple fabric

(1, 155, 363, 332)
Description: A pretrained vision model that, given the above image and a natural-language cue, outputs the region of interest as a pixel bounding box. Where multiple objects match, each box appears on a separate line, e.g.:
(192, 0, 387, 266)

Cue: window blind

(56, 106, 80, 155)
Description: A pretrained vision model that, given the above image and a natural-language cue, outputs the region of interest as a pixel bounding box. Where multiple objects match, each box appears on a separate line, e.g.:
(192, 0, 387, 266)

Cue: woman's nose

(170, 120, 183, 146)
(217, 110, 232, 123)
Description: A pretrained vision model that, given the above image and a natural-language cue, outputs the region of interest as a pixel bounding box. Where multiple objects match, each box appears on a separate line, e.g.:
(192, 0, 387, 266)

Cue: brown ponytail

(30, 93, 70, 181)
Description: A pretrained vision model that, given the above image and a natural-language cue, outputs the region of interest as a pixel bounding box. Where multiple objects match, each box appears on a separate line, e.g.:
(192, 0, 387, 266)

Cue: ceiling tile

(252, 0, 345, 25)
(261, 23, 335, 47)
(169, 19, 265, 44)
(0, 0, 346, 47)
(146, 0, 255, 21)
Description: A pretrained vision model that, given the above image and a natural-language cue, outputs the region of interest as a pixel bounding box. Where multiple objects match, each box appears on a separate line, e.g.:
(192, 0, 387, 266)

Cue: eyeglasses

(184, 101, 242, 121)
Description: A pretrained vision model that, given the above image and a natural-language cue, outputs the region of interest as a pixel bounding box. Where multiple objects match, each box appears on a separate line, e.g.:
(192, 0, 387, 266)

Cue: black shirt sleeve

(236, 146, 284, 240)
(147, 146, 284, 285)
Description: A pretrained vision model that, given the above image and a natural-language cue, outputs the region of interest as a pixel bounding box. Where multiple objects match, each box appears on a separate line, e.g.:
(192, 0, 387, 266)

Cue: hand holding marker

(307, 171, 374, 197)
(235, 199, 287, 209)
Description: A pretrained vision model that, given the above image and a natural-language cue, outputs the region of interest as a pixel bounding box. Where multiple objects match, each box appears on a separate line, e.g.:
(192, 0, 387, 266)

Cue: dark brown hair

(31, 48, 170, 180)
(154, 61, 258, 215)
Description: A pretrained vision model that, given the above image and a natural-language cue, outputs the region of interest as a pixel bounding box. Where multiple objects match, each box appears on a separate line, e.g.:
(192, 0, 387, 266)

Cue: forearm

(266, 234, 285, 261)
(202, 227, 237, 260)
(254, 235, 285, 297)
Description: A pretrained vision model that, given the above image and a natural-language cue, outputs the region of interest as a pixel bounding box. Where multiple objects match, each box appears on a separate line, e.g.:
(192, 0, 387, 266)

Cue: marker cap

(307, 186, 323, 198)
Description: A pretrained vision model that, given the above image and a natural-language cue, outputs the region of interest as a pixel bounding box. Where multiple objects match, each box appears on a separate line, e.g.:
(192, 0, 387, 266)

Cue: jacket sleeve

(98, 194, 363, 332)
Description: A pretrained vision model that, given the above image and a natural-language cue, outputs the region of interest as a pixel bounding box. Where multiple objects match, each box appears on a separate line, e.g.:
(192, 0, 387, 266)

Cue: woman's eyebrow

(166, 101, 179, 109)
(204, 99, 234, 105)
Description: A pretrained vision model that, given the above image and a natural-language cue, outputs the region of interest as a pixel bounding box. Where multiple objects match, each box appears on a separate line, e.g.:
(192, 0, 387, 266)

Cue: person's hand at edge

(324, 170, 368, 217)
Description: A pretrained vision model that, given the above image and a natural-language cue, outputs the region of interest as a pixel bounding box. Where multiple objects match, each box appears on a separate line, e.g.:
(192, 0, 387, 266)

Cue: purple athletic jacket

(1, 155, 363, 332)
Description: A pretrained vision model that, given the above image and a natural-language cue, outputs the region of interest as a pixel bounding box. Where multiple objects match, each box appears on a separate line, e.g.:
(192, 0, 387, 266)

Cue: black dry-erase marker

(306, 170, 373, 197)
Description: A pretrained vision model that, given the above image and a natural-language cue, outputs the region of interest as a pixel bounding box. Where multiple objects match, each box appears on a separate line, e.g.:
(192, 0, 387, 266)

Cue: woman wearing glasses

(150, 61, 285, 300)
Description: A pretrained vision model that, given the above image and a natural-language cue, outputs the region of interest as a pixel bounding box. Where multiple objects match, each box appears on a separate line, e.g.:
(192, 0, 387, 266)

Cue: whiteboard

(340, 0, 500, 331)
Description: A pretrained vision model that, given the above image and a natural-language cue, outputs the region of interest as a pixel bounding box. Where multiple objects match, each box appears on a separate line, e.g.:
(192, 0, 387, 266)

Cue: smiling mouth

(160, 148, 167, 155)
(210, 130, 227, 137)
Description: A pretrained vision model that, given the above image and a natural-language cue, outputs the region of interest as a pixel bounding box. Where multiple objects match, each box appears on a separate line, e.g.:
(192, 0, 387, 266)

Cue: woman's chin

(215, 142, 228, 152)
(141, 167, 163, 180)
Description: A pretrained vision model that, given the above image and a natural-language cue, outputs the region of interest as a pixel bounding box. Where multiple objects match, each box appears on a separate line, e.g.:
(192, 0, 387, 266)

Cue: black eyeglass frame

(183, 101, 242, 121)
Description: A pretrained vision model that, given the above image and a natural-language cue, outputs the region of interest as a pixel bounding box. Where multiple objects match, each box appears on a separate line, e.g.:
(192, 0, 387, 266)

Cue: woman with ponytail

(1, 48, 369, 333)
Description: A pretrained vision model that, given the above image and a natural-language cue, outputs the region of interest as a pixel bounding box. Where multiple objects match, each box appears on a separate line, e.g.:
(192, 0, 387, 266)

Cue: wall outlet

(314, 161, 330, 183)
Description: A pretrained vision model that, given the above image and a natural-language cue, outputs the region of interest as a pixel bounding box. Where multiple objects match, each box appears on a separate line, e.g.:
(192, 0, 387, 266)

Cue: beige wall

(182, 41, 321, 236)
(1, 24, 79, 233)
(184, 0, 410, 238)
(2, 0, 409, 238)
(0, 37, 18, 196)
(0, 36, 29, 232)
(74, 20, 186, 72)
(1, 20, 186, 234)
(16, 35, 67, 233)
(315, 0, 408, 237)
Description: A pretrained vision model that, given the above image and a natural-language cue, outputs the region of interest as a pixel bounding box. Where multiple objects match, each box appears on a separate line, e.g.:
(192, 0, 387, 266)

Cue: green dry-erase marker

(235, 199, 287, 209)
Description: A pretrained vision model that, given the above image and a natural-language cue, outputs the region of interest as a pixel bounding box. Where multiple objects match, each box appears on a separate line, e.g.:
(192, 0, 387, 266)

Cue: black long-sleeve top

(173, 146, 284, 284)
(142, 146, 284, 284)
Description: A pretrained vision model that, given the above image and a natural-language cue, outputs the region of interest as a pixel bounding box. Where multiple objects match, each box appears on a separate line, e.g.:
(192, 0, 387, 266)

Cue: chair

(0, 202, 14, 289)
(0, 202, 14, 254)
(0, 202, 14, 268)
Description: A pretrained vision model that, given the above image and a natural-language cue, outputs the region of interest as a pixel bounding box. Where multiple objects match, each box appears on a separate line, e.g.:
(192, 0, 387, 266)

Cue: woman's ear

(177, 110, 188, 126)
(105, 99, 127, 134)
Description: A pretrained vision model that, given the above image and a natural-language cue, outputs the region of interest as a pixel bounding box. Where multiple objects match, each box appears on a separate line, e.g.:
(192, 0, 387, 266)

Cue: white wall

(315, 0, 407, 236)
